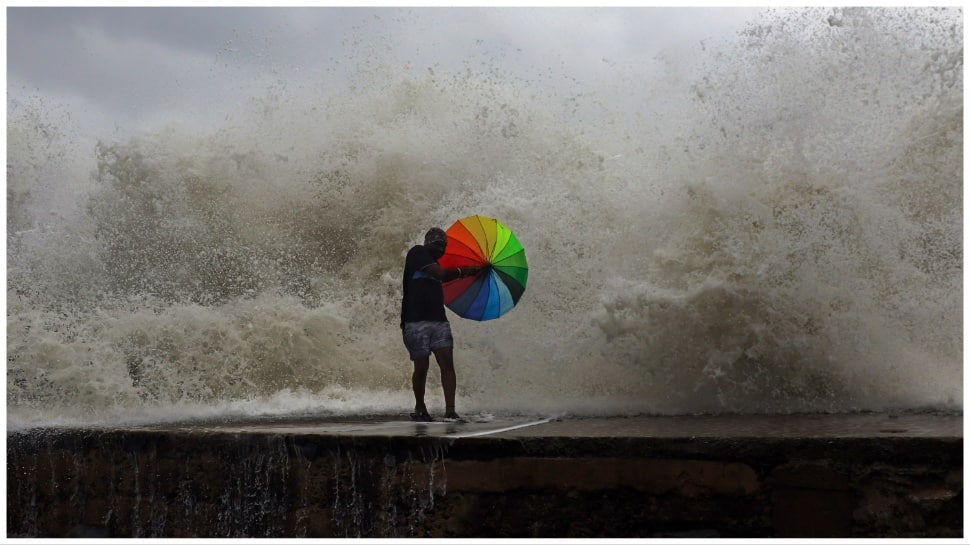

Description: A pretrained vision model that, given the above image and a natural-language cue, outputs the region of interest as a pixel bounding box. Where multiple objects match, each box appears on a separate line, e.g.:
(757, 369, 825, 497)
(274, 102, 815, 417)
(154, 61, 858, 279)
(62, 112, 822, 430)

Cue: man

(401, 227, 480, 422)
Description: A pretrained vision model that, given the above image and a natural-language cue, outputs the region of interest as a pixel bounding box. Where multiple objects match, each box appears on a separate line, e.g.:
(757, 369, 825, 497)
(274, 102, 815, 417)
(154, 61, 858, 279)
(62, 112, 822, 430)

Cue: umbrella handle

(463, 263, 490, 277)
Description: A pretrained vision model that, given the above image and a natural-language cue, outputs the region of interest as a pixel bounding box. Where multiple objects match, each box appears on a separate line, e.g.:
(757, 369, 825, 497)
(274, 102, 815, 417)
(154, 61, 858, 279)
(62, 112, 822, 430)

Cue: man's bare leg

(411, 356, 431, 417)
(433, 347, 458, 417)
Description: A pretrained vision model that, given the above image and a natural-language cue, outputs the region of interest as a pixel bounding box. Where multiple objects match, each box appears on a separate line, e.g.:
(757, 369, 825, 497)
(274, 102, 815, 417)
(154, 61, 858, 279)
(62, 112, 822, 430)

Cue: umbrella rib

(474, 215, 494, 258)
(448, 237, 488, 263)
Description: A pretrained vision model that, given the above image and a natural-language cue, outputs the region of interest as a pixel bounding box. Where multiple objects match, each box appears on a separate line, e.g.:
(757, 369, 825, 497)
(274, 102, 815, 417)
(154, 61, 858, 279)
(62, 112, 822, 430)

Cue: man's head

(424, 227, 448, 258)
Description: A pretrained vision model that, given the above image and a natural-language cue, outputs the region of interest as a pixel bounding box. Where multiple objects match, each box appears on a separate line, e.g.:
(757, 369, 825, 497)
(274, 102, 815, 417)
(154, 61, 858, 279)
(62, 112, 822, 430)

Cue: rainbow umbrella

(438, 215, 528, 321)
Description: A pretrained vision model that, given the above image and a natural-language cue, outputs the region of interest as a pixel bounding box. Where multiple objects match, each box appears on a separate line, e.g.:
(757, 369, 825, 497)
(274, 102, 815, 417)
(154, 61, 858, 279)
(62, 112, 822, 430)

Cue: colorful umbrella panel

(438, 215, 528, 321)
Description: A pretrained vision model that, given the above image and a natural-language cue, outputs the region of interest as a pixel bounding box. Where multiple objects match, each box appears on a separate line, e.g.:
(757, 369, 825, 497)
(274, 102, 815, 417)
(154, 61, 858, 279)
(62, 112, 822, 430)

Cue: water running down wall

(7, 7, 963, 429)
(7, 415, 963, 538)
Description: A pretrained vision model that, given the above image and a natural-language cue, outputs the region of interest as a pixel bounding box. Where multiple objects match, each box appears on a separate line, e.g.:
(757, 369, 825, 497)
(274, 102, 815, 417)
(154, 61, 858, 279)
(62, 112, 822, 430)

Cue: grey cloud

(8, 7, 762, 138)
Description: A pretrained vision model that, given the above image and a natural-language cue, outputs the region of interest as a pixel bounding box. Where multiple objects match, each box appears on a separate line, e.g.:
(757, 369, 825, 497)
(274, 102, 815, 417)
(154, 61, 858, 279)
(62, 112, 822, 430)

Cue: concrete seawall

(7, 413, 962, 538)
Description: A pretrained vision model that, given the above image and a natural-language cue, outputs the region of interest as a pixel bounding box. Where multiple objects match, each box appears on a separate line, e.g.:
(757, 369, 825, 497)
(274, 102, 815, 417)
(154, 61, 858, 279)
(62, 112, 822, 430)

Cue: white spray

(7, 7, 962, 428)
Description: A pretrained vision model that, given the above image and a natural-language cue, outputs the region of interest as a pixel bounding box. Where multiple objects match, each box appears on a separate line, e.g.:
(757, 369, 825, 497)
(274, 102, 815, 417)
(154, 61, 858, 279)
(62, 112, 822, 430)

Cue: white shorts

(402, 321, 453, 360)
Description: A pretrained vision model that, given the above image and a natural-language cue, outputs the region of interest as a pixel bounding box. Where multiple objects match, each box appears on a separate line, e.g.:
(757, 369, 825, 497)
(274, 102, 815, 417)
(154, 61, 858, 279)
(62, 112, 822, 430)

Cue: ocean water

(7, 7, 962, 429)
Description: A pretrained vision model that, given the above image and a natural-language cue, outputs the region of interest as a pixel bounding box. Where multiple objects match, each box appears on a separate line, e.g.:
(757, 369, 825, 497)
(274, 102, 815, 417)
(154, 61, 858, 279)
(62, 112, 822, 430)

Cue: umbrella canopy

(438, 215, 528, 321)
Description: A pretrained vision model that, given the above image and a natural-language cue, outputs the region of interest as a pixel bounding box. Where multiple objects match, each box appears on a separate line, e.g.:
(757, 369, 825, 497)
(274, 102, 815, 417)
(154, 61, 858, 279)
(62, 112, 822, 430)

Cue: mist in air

(7, 7, 962, 429)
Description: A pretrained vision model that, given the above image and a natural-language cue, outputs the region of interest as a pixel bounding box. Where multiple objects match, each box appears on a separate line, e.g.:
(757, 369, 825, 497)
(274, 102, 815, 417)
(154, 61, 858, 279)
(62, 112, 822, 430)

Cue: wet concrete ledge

(7, 413, 962, 538)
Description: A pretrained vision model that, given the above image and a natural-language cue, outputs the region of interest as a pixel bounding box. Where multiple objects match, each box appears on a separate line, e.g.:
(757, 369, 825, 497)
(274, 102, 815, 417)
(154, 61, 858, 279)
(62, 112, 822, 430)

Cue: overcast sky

(7, 6, 766, 140)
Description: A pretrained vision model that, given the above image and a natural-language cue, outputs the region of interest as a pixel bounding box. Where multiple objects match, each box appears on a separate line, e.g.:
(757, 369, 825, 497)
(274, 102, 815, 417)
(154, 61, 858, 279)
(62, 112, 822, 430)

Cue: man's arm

(422, 263, 482, 282)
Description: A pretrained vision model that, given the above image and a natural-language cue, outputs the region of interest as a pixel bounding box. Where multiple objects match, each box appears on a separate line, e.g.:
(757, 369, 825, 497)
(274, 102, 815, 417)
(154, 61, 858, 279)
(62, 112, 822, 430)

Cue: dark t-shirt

(401, 245, 448, 326)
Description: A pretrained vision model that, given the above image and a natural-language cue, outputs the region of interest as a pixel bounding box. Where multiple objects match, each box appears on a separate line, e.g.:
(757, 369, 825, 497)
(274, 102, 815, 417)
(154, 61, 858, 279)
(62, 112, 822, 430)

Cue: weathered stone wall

(7, 428, 962, 538)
